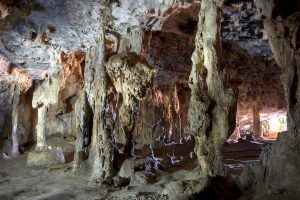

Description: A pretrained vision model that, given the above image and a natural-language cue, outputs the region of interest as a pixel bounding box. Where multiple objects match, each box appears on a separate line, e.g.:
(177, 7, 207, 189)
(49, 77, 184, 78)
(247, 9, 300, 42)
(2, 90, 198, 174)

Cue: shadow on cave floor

(190, 176, 243, 200)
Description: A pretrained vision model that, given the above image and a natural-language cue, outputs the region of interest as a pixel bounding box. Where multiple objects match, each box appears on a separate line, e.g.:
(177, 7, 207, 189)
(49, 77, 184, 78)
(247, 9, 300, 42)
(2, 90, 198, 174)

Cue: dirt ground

(0, 154, 111, 200)
(0, 139, 268, 200)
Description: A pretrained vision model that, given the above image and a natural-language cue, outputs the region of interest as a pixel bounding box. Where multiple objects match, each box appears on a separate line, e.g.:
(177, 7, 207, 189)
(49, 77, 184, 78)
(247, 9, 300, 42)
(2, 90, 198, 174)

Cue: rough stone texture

(221, 0, 271, 56)
(126, 1, 285, 150)
(162, 179, 208, 200)
(27, 146, 65, 167)
(72, 91, 92, 172)
(221, 1, 287, 140)
(186, 0, 237, 176)
(0, 0, 30, 31)
(137, 5, 199, 147)
(129, 171, 148, 186)
(0, 73, 15, 149)
(107, 168, 208, 200)
(106, 52, 154, 102)
(118, 158, 146, 178)
(26, 47, 84, 165)
(0, 0, 285, 164)
(85, 35, 115, 184)
(0, 0, 105, 69)
(111, 0, 196, 35)
(239, 0, 300, 197)
(106, 52, 155, 154)
(0, 0, 100, 157)
(0, 0, 284, 157)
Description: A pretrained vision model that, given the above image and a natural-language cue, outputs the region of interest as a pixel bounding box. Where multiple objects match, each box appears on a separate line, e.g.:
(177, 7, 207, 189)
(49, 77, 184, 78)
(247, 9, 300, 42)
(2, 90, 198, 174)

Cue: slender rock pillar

(252, 104, 262, 139)
(11, 85, 20, 156)
(35, 106, 47, 149)
(86, 33, 115, 184)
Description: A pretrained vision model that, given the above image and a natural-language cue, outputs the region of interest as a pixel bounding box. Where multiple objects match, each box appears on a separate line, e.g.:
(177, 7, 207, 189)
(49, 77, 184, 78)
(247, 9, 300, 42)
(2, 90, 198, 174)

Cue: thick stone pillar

(27, 49, 66, 167)
(106, 52, 155, 158)
(187, 0, 237, 176)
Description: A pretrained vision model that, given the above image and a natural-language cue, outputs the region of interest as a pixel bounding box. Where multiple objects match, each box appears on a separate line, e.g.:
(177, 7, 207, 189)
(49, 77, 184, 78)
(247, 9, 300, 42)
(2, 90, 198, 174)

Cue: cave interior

(0, 0, 299, 200)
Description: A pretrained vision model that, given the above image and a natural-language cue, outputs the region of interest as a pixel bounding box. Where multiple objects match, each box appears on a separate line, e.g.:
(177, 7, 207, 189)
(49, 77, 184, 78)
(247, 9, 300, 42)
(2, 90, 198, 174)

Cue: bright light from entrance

(268, 115, 286, 132)
(260, 111, 287, 139)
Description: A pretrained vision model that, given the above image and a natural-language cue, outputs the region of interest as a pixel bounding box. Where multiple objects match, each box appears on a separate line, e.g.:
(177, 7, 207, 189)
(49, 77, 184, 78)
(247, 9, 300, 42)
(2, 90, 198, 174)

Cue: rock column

(86, 34, 115, 184)
(73, 91, 91, 172)
(11, 85, 20, 156)
(35, 106, 47, 149)
(187, 0, 237, 176)
(252, 104, 262, 139)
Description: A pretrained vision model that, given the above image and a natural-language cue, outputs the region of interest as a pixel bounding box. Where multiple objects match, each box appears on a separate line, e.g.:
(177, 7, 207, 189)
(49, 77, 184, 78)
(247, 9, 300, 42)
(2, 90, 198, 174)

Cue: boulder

(27, 146, 65, 167)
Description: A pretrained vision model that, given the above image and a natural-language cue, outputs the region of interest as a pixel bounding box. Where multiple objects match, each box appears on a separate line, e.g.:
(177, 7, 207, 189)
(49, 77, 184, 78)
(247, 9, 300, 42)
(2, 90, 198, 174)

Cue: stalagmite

(186, 0, 237, 176)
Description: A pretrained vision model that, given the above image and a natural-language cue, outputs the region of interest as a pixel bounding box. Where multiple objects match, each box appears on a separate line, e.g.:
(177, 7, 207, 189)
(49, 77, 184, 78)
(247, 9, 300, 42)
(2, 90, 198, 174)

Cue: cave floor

(0, 139, 270, 200)
(0, 153, 195, 200)
(0, 155, 109, 200)
(222, 139, 273, 175)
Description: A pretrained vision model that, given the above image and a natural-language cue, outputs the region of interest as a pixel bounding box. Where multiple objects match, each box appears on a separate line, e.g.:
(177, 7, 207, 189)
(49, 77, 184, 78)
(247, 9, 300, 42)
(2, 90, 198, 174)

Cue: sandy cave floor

(0, 139, 271, 200)
(0, 155, 111, 200)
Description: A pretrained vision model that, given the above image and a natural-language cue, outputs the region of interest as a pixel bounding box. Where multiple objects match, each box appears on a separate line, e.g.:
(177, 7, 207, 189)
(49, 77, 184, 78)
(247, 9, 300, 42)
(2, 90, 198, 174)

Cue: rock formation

(186, 0, 236, 176)
(106, 52, 155, 155)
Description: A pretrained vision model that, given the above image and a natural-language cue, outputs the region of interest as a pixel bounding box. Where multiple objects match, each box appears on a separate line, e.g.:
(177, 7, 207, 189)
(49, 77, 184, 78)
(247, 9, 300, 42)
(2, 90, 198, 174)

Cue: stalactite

(120, 95, 137, 155)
